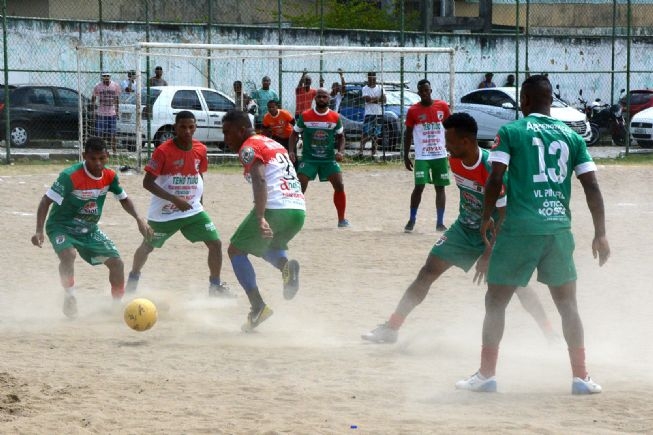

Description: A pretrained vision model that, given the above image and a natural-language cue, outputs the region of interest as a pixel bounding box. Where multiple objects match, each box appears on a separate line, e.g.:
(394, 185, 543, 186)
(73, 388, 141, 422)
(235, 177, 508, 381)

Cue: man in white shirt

(359, 71, 385, 156)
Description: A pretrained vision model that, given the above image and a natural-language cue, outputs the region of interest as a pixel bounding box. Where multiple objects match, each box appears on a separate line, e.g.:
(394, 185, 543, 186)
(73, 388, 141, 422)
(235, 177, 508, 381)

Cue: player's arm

(403, 125, 413, 171)
(250, 160, 273, 239)
(335, 132, 345, 162)
(31, 195, 54, 247)
(142, 171, 192, 212)
(481, 161, 507, 247)
(578, 170, 610, 266)
(297, 70, 307, 89)
(339, 69, 346, 95)
(119, 196, 153, 241)
(289, 123, 301, 163)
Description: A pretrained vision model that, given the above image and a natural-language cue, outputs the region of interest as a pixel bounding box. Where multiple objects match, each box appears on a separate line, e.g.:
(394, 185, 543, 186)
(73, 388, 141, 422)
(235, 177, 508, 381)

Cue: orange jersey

(263, 109, 294, 139)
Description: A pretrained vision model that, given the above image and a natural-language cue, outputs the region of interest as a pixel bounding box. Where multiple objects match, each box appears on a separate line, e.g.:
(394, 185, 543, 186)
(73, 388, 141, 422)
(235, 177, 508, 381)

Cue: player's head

(267, 99, 279, 116)
(174, 111, 197, 143)
(520, 74, 553, 116)
(82, 137, 109, 175)
(443, 112, 478, 159)
(154, 66, 163, 77)
(262, 76, 271, 89)
(416, 79, 432, 104)
(222, 110, 254, 152)
(314, 88, 330, 110)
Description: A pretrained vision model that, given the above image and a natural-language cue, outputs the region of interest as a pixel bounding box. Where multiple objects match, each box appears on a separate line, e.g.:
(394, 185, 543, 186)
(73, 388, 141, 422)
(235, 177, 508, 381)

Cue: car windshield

(119, 89, 162, 105)
(510, 89, 567, 108)
(385, 90, 420, 106)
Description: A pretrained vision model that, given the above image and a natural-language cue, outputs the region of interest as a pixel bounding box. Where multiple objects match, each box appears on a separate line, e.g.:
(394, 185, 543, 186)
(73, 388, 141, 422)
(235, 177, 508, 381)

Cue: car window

(57, 88, 79, 107)
(30, 88, 55, 105)
(340, 89, 363, 110)
(461, 91, 484, 104)
(629, 93, 653, 105)
(483, 90, 514, 107)
(202, 90, 234, 111)
(171, 90, 202, 110)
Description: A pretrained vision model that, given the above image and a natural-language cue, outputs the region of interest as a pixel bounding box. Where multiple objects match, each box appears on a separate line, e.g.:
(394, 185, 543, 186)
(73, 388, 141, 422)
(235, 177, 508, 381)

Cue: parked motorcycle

(577, 89, 626, 146)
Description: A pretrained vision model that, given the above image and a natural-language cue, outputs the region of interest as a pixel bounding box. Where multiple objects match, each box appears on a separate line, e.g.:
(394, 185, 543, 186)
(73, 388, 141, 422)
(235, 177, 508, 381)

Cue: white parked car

(117, 85, 253, 148)
(456, 87, 592, 144)
(629, 106, 653, 148)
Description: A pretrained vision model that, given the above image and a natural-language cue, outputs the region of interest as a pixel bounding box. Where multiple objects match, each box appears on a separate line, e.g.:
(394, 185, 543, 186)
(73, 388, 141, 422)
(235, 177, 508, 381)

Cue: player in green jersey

(31, 137, 152, 318)
(456, 75, 610, 395)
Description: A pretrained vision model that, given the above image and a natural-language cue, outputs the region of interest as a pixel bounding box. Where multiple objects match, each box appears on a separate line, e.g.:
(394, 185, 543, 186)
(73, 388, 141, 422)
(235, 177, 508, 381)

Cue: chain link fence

(1, 0, 652, 164)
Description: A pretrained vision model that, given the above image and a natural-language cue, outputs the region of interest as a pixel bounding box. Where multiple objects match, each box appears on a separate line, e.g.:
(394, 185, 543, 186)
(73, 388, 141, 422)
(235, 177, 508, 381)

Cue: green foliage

(286, 0, 410, 31)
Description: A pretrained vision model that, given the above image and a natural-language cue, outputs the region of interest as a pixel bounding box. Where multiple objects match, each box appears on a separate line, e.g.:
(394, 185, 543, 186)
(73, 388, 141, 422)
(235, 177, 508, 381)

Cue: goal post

(76, 43, 455, 169)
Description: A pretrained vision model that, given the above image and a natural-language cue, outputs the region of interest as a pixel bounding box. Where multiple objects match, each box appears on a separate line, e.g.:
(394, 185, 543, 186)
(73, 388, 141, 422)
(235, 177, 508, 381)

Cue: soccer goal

(76, 43, 455, 170)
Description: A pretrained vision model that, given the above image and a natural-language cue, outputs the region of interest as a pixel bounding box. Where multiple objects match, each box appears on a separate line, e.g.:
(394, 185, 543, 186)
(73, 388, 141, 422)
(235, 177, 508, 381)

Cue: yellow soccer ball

(124, 298, 158, 332)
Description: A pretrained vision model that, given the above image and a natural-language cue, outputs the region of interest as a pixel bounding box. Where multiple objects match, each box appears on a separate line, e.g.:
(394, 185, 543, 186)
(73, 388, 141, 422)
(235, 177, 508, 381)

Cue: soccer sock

(568, 347, 588, 379)
(388, 313, 405, 330)
(128, 271, 141, 282)
(111, 285, 125, 300)
(245, 287, 265, 311)
(409, 207, 418, 222)
(436, 208, 445, 226)
(480, 345, 499, 378)
(334, 191, 347, 221)
(230, 254, 258, 293)
(61, 276, 74, 290)
(263, 249, 288, 270)
(64, 287, 76, 297)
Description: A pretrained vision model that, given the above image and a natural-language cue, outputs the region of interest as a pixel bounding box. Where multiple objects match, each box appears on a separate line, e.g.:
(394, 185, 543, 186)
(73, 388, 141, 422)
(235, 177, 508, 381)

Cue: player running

(222, 110, 306, 332)
(362, 112, 557, 344)
(31, 137, 152, 317)
(456, 75, 610, 395)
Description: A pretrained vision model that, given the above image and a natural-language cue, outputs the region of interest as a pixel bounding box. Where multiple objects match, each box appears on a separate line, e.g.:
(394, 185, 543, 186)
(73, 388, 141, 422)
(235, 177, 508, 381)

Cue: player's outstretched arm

(31, 195, 54, 247)
(119, 197, 153, 241)
(578, 171, 610, 266)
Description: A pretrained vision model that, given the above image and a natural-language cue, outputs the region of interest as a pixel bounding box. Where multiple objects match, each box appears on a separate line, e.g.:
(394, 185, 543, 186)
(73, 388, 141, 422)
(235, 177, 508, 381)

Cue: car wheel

(637, 140, 653, 149)
(10, 123, 30, 147)
(154, 127, 174, 147)
(588, 124, 600, 146)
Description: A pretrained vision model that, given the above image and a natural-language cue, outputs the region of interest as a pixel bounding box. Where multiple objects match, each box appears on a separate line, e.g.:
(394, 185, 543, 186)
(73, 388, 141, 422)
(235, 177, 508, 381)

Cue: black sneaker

(209, 282, 237, 298)
(404, 220, 416, 233)
(282, 259, 300, 300)
(241, 304, 274, 332)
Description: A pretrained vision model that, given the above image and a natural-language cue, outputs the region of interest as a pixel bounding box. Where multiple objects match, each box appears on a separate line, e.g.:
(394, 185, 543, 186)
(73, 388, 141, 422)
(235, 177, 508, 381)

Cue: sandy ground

(0, 161, 652, 434)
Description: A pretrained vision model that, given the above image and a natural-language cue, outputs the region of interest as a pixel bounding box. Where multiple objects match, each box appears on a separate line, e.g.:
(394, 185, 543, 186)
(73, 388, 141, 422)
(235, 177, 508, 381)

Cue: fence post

(2, 0, 10, 162)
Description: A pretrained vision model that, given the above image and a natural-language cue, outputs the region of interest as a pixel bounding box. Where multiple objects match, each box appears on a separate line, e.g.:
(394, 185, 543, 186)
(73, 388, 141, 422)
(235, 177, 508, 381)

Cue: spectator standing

(250, 75, 279, 128)
(149, 66, 168, 86)
(478, 72, 496, 89)
(233, 80, 257, 116)
(359, 71, 386, 156)
(121, 70, 137, 93)
(504, 74, 516, 87)
(295, 70, 317, 119)
(329, 69, 347, 112)
(92, 72, 121, 155)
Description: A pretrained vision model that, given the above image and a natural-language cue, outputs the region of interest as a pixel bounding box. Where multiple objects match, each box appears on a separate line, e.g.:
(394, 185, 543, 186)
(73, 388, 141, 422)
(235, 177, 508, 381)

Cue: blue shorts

(96, 115, 117, 135)
(362, 115, 382, 137)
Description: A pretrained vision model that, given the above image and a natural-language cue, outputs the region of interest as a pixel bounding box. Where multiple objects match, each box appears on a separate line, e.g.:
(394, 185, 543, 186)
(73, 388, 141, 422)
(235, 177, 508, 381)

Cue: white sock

(64, 287, 76, 297)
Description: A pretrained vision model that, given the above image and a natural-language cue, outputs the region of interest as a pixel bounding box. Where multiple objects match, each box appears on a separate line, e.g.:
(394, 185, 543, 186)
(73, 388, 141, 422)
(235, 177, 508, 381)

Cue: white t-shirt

(362, 85, 383, 115)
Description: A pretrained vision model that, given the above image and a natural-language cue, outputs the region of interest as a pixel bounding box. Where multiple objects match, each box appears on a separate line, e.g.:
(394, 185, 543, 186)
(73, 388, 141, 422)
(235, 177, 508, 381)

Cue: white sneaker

(455, 371, 497, 392)
(572, 376, 602, 395)
(63, 294, 78, 319)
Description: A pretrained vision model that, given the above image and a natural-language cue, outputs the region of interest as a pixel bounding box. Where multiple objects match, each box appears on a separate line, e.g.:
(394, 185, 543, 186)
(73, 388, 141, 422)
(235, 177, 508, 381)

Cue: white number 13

(532, 137, 569, 184)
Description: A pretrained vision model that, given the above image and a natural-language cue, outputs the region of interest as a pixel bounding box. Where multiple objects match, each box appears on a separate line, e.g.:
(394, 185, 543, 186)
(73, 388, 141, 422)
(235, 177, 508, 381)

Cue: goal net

(76, 43, 455, 170)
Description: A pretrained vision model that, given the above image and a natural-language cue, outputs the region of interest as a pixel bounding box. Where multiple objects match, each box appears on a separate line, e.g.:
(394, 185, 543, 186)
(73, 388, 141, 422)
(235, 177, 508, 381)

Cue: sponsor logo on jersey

(437, 111, 444, 121)
(313, 130, 328, 141)
(240, 146, 255, 165)
(195, 159, 201, 172)
(173, 158, 184, 168)
(147, 159, 159, 171)
(55, 235, 66, 245)
(81, 201, 98, 215)
(435, 234, 447, 246)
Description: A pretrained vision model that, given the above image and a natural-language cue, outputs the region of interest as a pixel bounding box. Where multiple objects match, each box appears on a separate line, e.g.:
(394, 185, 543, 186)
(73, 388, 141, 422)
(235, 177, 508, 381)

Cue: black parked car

(0, 84, 90, 147)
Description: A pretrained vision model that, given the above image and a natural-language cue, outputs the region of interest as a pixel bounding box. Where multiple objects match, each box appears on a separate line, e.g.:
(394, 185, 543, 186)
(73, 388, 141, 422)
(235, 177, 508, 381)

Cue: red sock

(388, 313, 405, 330)
(568, 347, 588, 379)
(60, 276, 74, 289)
(480, 346, 499, 378)
(333, 191, 346, 221)
(111, 285, 125, 300)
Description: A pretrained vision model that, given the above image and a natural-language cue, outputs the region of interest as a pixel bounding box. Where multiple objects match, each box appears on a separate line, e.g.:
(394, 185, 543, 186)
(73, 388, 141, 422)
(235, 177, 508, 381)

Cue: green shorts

(298, 160, 341, 182)
(230, 209, 305, 257)
(414, 158, 450, 186)
(47, 225, 120, 266)
(487, 231, 576, 287)
(430, 220, 486, 272)
(147, 211, 220, 248)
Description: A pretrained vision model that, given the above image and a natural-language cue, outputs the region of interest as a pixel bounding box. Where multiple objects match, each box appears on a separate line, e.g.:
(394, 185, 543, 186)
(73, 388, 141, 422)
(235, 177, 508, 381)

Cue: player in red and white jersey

(125, 111, 233, 298)
(403, 79, 451, 233)
(223, 110, 306, 332)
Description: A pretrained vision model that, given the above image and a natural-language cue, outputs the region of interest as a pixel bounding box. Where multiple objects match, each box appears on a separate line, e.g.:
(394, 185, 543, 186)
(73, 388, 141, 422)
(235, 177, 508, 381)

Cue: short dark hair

(175, 110, 196, 123)
(443, 112, 478, 138)
(417, 78, 431, 88)
(485, 72, 493, 78)
(267, 99, 279, 107)
(155, 66, 163, 71)
(223, 110, 253, 128)
(368, 71, 376, 77)
(84, 136, 107, 153)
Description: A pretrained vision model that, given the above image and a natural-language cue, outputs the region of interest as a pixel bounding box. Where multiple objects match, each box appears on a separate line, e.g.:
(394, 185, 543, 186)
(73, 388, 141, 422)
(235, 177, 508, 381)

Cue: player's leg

(263, 209, 306, 300)
(514, 286, 558, 343)
(370, 116, 381, 155)
(104, 256, 126, 301)
(56, 247, 78, 318)
(229, 211, 274, 331)
(126, 219, 176, 293)
(430, 158, 450, 231)
(325, 165, 348, 227)
(296, 161, 316, 193)
(406, 160, 428, 232)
